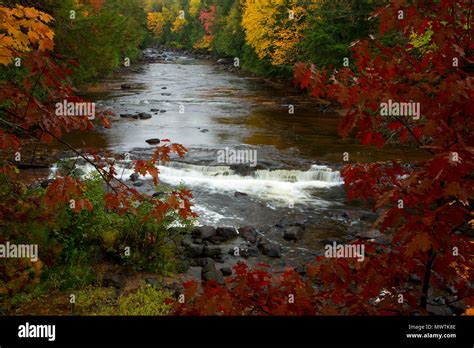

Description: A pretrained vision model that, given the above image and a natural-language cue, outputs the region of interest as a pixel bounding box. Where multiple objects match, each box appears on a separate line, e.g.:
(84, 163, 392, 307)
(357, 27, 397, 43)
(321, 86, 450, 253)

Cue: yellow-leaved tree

(146, 0, 186, 39)
(147, 11, 166, 38)
(0, 5, 54, 65)
(171, 16, 187, 33)
(241, 0, 313, 66)
(189, 0, 201, 17)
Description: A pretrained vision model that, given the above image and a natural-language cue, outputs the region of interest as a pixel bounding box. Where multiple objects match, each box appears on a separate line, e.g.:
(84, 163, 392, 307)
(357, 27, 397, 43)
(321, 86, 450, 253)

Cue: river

(51, 49, 423, 270)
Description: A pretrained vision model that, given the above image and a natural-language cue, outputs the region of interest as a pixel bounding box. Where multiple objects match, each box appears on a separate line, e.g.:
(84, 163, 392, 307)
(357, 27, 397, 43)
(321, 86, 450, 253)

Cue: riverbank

(4, 47, 445, 316)
(13, 47, 423, 281)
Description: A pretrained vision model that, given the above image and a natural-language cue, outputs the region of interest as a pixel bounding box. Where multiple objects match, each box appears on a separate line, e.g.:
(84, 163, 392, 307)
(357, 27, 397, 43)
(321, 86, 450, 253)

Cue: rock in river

(202, 245, 222, 258)
(192, 226, 217, 240)
(185, 243, 204, 258)
(283, 226, 304, 241)
(145, 138, 161, 145)
(216, 227, 239, 241)
(238, 226, 257, 243)
(258, 240, 282, 258)
(137, 112, 152, 120)
(220, 267, 232, 277)
(201, 258, 224, 284)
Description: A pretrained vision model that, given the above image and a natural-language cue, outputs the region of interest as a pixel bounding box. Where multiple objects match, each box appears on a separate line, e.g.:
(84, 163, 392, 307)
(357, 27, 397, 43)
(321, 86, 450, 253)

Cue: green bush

(0, 171, 192, 302)
(75, 285, 172, 316)
(54, 175, 193, 274)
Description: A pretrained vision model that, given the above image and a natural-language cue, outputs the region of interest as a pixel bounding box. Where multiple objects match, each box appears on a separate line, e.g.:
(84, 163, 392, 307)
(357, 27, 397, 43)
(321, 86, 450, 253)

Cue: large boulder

(215, 227, 239, 241)
(238, 226, 257, 243)
(191, 226, 217, 240)
(258, 240, 282, 258)
(202, 245, 222, 258)
(185, 243, 204, 258)
(146, 138, 161, 145)
(283, 226, 304, 241)
(201, 259, 224, 284)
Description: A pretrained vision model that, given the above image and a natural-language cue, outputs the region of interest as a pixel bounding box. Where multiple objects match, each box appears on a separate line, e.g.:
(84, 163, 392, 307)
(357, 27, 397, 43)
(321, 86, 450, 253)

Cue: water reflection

(68, 52, 426, 166)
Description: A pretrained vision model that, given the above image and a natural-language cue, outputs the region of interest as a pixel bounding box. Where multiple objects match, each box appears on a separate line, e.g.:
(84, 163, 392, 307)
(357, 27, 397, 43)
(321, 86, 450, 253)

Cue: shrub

(75, 285, 172, 316)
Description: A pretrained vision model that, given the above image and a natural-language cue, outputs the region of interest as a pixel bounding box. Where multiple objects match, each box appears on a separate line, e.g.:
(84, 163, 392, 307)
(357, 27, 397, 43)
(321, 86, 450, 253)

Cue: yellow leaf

(0, 4, 55, 65)
(24, 7, 39, 19)
(464, 307, 474, 316)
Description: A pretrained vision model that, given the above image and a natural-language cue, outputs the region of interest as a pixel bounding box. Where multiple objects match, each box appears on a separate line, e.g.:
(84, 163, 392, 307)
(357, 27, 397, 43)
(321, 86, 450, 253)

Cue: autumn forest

(0, 0, 473, 332)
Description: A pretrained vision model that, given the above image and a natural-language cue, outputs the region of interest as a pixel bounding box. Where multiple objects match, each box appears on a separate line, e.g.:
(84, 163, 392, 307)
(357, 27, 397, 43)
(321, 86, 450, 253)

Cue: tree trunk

(420, 249, 436, 309)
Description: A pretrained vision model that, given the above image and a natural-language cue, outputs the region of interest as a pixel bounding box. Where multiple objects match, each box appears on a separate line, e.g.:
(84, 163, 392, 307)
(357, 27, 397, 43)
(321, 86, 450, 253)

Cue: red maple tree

(0, 5, 196, 294)
(176, 0, 473, 315)
(199, 5, 216, 36)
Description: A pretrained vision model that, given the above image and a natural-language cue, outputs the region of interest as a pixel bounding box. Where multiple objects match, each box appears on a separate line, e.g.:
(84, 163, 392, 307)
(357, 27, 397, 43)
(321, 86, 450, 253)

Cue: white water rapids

(55, 160, 343, 210)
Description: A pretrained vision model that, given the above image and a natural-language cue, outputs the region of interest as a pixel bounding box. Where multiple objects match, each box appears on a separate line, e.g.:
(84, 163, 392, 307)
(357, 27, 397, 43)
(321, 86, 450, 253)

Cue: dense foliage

(0, 0, 472, 317)
(175, 0, 474, 315)
(2, 0, 147, 84)
(144, 0, 381, 76)
(0, 2, 194, 310)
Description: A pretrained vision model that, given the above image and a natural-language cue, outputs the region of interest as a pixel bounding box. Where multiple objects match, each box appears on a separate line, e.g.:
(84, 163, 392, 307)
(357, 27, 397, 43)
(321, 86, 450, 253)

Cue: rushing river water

(47, 50, 425, 268)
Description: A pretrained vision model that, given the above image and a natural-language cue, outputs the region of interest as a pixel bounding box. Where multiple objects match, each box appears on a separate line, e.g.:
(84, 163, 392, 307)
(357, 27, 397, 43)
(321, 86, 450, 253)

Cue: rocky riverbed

(13, 47, 462, 316)
(26, 47, 410, 282)
(177, 217, 390, 284)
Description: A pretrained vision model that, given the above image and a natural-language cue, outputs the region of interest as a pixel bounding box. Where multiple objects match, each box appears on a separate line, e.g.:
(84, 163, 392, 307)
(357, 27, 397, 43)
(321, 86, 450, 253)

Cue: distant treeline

(145, 0, 384, 76)
(1, 0, 384, 84)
